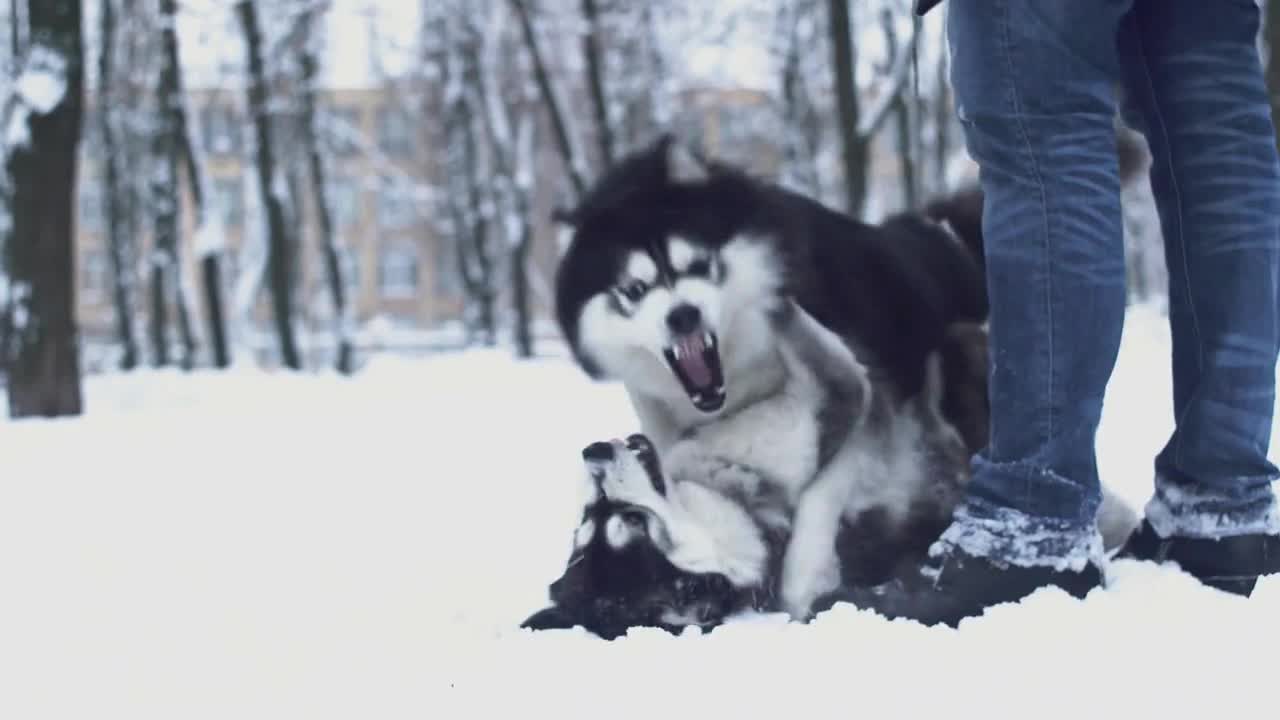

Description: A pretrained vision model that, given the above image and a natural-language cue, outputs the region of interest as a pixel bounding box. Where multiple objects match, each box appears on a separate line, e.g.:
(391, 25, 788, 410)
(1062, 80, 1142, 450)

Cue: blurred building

(75, 86, 476, 354)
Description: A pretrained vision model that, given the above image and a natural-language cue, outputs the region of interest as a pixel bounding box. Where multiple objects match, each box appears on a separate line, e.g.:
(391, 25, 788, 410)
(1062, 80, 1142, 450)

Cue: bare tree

(508, 0, 588, 198)
(885, 9, 920, 211)
(477, 3, 538, 358)
(237, 0, 301, 370)
(2, 0, 83, 418)
(150, 0, 200, 369)
(579, 0, 614, 168)
(298, 6, 354, 374)
(97, 0, 140, 370)
(167, 5, 231, 371)
(775, 0, 824, 197)
(826, 0, 917, 218)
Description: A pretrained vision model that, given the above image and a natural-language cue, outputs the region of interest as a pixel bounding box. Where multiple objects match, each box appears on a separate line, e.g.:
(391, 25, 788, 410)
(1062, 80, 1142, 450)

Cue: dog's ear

(551, 205, 579, 227)
(521, 605, 582, 632)
(660, 134, 711, 184)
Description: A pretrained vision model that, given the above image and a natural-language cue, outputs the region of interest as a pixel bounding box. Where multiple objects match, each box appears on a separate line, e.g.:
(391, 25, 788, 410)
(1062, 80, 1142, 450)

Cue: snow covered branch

(857, 15, 920, 140)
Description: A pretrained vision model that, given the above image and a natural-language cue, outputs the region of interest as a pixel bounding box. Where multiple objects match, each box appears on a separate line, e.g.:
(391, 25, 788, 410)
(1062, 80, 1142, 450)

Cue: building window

(327, 175, 359, 228)
(328, 106, 362, 157)
(78, 184, 104, 234)
(376, 186, 416, 230)
(82, 248, 109, 301)
(435, 237, 462, 300)
(202, 105, 241, 156)
(341, 246, 360, 293)
(377, 107, 411, 156)
(377, 244, 419, 299)
(212, 177, 243, 229)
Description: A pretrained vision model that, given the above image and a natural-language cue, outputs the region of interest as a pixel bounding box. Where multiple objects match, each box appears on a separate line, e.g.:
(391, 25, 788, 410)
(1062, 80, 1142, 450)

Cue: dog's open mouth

(662, 332, 725, 413)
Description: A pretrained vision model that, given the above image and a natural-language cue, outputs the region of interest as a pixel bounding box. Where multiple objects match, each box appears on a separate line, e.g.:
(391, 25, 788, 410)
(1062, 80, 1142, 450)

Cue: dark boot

(1114, 519, 1280, 597)
(813, 544, 1104, 628)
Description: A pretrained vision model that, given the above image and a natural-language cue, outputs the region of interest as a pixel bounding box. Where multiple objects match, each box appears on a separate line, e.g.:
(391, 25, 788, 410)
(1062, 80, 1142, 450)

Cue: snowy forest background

(3, 0, 1280, 420)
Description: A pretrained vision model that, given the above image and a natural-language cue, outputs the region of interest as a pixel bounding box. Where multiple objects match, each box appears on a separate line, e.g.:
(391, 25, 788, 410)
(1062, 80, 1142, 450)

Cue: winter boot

(1114, 519, 1280, 597)
(813, 543, 1104, 628)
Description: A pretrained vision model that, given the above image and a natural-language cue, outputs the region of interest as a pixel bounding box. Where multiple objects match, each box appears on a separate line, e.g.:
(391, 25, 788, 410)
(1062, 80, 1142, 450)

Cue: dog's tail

(921, 127, 1149, 271)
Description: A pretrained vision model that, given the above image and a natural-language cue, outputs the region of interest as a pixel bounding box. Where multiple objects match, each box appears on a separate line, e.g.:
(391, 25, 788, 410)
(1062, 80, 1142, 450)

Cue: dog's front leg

(779, 468, 848, 621)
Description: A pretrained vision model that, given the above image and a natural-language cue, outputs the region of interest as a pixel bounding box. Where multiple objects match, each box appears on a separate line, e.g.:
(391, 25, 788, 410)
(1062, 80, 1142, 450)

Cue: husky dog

(548, 135, 993, 618)
(553, 136, 989, 447)
(522, 300, 972, 639)
(540, 135, 1136, 632)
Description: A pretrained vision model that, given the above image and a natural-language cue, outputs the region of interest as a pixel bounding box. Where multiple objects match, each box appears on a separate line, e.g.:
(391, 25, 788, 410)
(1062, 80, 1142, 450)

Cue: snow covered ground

(2, 303, 1278, 720)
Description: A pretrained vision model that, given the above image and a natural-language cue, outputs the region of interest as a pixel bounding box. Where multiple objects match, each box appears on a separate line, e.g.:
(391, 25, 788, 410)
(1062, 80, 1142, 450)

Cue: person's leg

(1115, 0, 1280, 595)
(816, 0, 1134, 627)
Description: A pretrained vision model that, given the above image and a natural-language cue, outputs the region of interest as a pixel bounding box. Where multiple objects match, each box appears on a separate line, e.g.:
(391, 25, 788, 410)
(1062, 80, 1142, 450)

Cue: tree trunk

(510, 216, 533, 358)
(171, 39, 229, 368)
(4, 0, 84, 418)
(933, 38, 951, 193)
(299, 9, 353, 375)
(826, 0, 866, 217)
(885, 12, 917, 211)
(579, 0, 613, 168)
(893, 94, 918, 210)
(151, 0, 197, 369)
(237, 0, 301, 370)
(508, 0, 587, 198)
(97, 0, 139, 370)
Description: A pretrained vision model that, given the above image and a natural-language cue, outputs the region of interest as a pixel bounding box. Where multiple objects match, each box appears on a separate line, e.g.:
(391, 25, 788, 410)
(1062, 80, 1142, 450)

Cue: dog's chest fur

(647, 351, 829, 503)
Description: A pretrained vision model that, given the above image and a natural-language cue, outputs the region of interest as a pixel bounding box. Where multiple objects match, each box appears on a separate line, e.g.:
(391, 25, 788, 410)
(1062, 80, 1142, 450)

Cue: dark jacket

(915, 0, 943, 15)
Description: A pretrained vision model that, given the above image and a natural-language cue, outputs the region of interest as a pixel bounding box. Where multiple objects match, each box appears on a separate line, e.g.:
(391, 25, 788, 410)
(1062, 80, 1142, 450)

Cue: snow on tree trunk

(237, 0, 301, 371)
(509, 116, 535, 359)
(885, 10, 919, 212)
(826, 0, 866, 217)
(2, 0, 83, 419)
(150, 0, 199, 370)
(168, 5, 230, 371)
(508, 0, 588, 199)
(97, 0, 139, 370)
(299, 8, 354, 375)
(578, 0, 614, 169)
(477, 1, 535, 358)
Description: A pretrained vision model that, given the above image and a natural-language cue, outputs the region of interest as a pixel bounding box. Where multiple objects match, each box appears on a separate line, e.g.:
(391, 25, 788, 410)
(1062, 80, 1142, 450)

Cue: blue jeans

(942, 0, 1280, 566)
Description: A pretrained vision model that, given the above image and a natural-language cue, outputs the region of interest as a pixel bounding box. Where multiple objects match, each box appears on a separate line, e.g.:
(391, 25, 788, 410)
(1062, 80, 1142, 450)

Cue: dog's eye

(620, 510, 647, 530)
(686, 258, 712, 278)
(618, 280, 648, 302)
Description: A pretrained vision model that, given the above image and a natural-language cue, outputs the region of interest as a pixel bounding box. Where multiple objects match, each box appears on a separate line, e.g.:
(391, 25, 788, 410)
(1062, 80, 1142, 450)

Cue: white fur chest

(659, 374, 825, 503)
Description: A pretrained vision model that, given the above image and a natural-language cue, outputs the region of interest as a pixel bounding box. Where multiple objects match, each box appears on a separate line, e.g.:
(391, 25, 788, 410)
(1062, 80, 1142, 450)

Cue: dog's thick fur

(523, 300, 970, 639)
(529, 135, 1135, 638)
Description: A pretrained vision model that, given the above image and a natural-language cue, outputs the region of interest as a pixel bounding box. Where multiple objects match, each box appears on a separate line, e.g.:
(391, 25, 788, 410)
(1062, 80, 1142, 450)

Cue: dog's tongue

(677, 334, 712, 388)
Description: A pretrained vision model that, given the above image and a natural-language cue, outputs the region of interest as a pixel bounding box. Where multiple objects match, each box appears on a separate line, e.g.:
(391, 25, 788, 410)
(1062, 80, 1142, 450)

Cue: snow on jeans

(941, 0, 1280, 568)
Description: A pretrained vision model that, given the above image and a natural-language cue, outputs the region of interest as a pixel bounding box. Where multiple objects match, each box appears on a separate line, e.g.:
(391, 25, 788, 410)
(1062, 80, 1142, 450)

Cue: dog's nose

(582, 441, 615, 463)
(666, 304, 702, 335)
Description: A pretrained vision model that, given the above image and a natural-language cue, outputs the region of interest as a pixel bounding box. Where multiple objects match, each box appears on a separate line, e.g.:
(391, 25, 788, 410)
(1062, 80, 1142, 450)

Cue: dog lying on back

(527, 135, 1138, 638)
(522, 300, 975, 638)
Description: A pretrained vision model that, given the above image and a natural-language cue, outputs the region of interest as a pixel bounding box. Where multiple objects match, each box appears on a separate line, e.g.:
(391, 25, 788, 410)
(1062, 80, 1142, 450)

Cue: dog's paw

(780, 589, 817, 623)
(780, 546, 842, 623)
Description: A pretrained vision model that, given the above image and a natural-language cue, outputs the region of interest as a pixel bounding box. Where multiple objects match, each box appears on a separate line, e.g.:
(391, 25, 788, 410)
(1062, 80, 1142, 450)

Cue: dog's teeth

(704, 332, 714, 347)
(672, 345, 683, 360)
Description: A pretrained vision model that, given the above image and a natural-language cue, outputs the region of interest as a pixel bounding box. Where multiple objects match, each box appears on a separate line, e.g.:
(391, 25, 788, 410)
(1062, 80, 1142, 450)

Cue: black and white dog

(523, 298, 973, 639)
(526, 135, 1135, 637)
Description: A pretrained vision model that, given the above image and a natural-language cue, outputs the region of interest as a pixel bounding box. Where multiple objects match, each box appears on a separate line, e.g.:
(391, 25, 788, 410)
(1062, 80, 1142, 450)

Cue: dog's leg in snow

(769, 300, 873, 619)
(780, 464, 851, 620)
